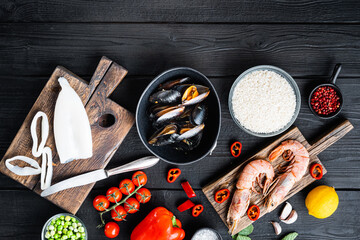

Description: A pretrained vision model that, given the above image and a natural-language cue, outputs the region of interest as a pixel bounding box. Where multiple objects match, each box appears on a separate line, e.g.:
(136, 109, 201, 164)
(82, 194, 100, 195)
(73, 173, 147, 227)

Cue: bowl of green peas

(42, 213, 87, 240)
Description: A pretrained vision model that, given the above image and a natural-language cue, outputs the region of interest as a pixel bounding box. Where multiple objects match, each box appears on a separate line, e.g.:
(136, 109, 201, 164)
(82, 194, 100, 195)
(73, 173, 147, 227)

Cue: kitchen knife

(41, 156, 159, 197)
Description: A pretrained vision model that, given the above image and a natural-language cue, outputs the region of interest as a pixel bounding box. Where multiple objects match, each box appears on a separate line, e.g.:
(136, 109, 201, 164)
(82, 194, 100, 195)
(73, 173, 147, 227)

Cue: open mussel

(148, 124, 179, 146)
(172, 84, 210, 106)
(149, 90, 181, 105)
(158, 77, 190, 90)
(182, 85, 210, 106)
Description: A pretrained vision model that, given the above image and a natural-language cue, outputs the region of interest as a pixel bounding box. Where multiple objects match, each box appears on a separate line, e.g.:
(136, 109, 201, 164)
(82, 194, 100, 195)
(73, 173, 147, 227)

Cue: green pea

(60, 216, 65, 220)
(54, 234, 59, 238)
(50, 230, 56, 236)
(78, 227, 84, 233)
(65, 216, 71, 222)
(71, 218, 76, 223)
(56, 220, 61, 225)
(45, 232, 51, 239)
(49, 225, 55, 231)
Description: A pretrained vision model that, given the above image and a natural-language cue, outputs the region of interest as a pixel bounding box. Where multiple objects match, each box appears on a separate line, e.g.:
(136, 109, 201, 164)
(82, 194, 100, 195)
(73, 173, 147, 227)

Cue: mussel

(147, 77, 210, 152)
(149, 90, 181, 105)
(149, 105, 185, 128)
(176, 132, 203, 151)
(148, 124, 179, 146)
(177, 123, 205, 141)
(190, 103, 207, 125)
(158, 77, 190, 90)
(182, 85, 210, 106)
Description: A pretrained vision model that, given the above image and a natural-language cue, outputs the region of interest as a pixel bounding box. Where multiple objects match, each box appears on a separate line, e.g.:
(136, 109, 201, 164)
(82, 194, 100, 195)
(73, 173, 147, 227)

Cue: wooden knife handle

(308, 119, 354, 156)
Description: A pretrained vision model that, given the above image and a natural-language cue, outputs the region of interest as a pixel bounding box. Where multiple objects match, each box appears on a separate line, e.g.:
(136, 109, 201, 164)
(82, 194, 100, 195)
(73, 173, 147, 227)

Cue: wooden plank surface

(0, 1, 360, 239)
(0, 77, 359, 191)
(0, 189, 359, 240)
(1, 0, 360, 23)
(0, 24, 360, 77)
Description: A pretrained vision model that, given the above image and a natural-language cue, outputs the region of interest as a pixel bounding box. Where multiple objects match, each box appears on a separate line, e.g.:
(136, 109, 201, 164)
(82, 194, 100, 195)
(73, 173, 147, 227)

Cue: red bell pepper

(167, 168, 181, 183)
(230, 141, 242, 157)
(310, 163, 323, 180)
(181, 181, 196, 198)
(214, 189, 230, 203)
(247, 204, 260, 221)
(177, 200, 195, 212)
(192, 204, 204, 217)
(130, 207, 185, 240)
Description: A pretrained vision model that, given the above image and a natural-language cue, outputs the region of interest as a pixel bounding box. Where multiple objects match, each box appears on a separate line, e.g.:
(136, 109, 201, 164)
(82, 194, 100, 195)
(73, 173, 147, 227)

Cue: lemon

(305, 185, 339, 219)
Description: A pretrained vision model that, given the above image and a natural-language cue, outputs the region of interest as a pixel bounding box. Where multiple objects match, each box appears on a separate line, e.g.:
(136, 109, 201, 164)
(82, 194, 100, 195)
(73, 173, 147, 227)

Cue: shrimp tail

(228, 219, 239, 236)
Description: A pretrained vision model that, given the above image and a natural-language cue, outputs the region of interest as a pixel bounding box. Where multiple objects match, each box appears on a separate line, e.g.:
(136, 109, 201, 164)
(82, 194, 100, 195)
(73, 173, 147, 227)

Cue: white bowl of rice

(229, 65, 301, 137)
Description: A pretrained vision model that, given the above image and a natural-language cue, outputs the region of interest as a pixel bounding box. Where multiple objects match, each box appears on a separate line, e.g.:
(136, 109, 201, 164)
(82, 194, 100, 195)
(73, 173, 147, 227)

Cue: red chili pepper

(214, 189, 230, 203)
(310, 163, 323, 180)
(181, 181, 196, 198)
(177, 200, 195, 212)
(192, 204, 204, 217)
(247, 204, 260, 221)
(167, 168, 181, 183)
(230, 141, 242, 157)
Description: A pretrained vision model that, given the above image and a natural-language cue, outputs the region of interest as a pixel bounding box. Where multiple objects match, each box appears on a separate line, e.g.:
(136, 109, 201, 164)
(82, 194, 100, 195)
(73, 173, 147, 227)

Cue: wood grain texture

(0, 188, 359, 240)
(203, 127, 322, 234)
(1, 57, 134, 214)
(0, 66, 92, 189)
(0, 77, 359, 191)
(1, 0, 360, 23)
(0, 24, 360, 77)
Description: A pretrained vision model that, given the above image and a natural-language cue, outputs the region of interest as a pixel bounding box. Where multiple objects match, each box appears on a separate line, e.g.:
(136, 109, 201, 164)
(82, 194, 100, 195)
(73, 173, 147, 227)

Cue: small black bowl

(308, 64, 344, 119)
(136, 67, 221, 165)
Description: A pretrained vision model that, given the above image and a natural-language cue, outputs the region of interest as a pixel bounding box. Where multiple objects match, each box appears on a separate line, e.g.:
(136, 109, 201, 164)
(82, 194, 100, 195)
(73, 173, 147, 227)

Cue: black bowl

(308, 64, 344, 119)
(136, 67, 221, 165)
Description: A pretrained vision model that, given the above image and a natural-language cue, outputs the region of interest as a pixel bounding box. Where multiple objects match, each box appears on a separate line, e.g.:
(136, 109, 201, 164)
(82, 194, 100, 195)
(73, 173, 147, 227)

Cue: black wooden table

(1, 1, 359, 239)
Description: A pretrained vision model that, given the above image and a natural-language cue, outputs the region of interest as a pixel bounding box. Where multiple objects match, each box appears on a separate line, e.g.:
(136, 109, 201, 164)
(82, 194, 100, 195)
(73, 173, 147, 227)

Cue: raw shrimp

(265, 140, 310, 211)
(227, 159, 275, 235)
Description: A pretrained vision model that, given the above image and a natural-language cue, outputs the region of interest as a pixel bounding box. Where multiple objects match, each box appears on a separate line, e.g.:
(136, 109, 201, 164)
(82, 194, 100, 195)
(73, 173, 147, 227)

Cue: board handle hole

(98, 114, 116, 128)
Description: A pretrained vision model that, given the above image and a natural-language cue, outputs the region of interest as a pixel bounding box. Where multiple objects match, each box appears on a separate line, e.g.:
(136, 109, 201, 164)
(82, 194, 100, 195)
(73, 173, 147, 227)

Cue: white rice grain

(231, 70, 296, 133)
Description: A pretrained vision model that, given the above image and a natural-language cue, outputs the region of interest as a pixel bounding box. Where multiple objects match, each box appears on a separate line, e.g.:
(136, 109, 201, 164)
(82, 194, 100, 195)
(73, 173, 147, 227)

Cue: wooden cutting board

(203, 120, 353, 235)
(0, 56, 134, 214)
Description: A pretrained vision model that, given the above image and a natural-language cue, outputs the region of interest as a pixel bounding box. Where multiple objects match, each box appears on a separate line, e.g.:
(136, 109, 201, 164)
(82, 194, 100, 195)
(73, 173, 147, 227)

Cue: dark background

(0, 1, 359, 239)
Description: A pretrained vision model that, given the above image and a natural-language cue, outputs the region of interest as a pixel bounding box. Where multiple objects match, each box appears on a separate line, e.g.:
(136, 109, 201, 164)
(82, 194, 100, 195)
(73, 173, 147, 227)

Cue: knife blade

(41, 156, 159, 197)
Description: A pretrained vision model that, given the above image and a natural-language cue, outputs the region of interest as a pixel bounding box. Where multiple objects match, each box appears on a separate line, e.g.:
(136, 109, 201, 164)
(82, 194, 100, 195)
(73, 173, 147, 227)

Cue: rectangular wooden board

(202, 119, 353, 235)
(0, 57, 134, 214)
(203, 126, 323, 235)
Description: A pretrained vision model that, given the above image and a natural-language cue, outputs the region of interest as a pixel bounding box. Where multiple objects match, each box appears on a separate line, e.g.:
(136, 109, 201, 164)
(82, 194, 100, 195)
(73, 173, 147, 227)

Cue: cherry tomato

(124, 197, 140, 214)
(132, 171, 148, 187)
(106, 187, 122, 203)
(104, 222, 119, 238)
(119, 179, 135, 195)
(93, 195, 110, 211)
(111, 205, 127, 222)
(136, 188, 151, 203)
